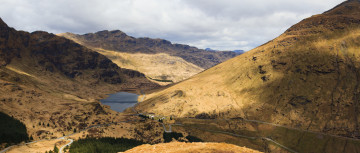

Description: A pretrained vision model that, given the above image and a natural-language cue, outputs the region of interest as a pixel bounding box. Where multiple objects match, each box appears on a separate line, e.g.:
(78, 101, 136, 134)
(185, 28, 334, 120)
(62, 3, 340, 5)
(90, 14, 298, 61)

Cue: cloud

(0, 0, 344, 51)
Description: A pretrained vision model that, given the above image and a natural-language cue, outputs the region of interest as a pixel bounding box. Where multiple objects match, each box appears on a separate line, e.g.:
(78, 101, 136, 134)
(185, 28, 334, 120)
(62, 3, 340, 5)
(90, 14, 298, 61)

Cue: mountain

(58, 31, 239, 83)
(205, 48, 216, 51)
(135, 0, 360, 138)
(0, 18, 158, 141)
(232, 50, 245, 54)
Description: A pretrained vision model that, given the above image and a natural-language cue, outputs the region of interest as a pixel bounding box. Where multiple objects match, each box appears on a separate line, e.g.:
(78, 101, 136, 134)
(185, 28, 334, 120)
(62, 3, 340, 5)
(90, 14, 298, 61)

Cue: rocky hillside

(59, 31, 239, 83)
(135, 0, 360, 138)
(0, 17, 158, 140)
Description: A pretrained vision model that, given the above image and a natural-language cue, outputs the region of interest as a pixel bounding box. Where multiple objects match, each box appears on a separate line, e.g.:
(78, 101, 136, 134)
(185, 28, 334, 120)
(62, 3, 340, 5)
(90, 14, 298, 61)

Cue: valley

(0, 17, 159, 152)
(2, 0, 360, 153)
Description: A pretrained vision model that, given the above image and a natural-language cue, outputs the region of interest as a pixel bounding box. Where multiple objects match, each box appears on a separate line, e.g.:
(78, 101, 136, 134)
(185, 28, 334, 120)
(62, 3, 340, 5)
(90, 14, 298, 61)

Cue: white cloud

(0, 0, 344, 51)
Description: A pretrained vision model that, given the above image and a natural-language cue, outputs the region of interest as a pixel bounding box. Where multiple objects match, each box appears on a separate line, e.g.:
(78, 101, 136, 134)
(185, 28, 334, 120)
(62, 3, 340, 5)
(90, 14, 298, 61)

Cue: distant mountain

(58, 31, 239, 83)
(135, 0, 360, 140)
(59, 31, 238, 69)
(205, 48, 216, 52)
(205, 48, 244, 54)
(0, 18, 158, 140)
(232, 50, 245, 54)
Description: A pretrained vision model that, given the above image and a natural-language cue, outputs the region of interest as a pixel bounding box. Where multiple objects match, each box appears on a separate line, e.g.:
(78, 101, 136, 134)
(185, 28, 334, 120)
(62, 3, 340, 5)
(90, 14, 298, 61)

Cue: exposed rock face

(59, 30, 239, 69)
(135, 0, 360, 138)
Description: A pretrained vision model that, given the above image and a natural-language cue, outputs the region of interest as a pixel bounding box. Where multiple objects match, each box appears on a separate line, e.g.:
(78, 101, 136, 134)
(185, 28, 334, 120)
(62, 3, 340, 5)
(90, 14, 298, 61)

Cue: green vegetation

(45, 145, 59, 153)
(0, 112, 29, 145)
(163, 132, 202, 142)
(185, 135, 202, 142)
(163, 132, 183, 142)
(69, 137, 145, 153)
(54, 145, 59, 153)
(64, 145, 70, 153)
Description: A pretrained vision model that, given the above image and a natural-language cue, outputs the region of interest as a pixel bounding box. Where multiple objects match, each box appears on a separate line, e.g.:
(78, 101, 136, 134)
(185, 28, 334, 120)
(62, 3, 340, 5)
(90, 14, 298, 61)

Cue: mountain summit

(0, 18, 8, 28)
(135, 0, 360, 139)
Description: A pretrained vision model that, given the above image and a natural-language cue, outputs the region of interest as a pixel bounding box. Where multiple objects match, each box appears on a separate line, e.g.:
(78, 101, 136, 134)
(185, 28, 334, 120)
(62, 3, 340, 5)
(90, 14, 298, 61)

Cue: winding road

(58, 138, 73, 153)
(0, 139, 45, 153)
(162, 123, 172, 133)
(3, 90, 353, 153)
(132, 92, 299, 152)
(0, 120, 138, 153)
(1, 91, 146, 153)
(170, 123, 298, 153)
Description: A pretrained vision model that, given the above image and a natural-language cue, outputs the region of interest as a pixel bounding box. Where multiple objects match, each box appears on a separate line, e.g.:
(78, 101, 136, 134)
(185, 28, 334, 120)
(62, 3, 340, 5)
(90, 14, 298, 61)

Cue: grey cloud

(0, 0, 344, 51)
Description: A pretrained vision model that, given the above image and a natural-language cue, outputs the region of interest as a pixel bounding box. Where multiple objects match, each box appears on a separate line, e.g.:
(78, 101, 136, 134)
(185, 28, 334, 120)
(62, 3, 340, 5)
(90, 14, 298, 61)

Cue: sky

(0, 0, 344, 51)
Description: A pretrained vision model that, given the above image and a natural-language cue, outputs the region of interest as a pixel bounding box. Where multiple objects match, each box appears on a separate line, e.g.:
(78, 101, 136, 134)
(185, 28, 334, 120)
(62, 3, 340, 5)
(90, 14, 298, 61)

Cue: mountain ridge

(59, 30, 239, 70)
(58, 30, 240, 83)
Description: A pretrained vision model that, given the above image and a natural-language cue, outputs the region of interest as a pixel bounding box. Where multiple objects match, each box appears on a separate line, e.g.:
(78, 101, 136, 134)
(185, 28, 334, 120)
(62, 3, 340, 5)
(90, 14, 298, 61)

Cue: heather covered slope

(58, 31, 238, 83)
(135, 0, 360, 138)
(0, 18, 158, 141)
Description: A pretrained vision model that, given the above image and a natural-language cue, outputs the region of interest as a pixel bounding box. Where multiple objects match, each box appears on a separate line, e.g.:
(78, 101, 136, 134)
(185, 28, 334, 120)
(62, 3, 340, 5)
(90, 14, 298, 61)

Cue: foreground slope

(121, 142, 261, 153)
(136, 0, 360, 138)
(59, 31, 238, 83)
(0, 18, 158, 140)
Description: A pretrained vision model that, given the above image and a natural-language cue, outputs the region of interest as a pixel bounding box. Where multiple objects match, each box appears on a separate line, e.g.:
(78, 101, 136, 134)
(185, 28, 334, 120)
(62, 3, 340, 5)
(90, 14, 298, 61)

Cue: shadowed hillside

(0, 112, 29, 146)
(135, 0, 360, 139)
(0, 18, 158, 141)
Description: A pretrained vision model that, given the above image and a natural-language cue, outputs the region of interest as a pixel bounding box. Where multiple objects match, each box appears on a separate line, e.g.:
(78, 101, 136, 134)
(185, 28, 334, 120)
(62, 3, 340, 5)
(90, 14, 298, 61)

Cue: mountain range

(58, 31, 240, 83)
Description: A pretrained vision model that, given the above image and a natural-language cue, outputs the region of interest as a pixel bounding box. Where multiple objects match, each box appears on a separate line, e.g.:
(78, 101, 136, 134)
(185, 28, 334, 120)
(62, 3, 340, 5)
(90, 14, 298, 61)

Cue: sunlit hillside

(136, 0, 360, 138)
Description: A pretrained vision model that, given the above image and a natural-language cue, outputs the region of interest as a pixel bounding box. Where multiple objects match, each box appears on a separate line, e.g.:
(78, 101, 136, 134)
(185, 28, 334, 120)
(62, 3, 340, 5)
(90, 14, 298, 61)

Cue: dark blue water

(100, 92, 139, 112)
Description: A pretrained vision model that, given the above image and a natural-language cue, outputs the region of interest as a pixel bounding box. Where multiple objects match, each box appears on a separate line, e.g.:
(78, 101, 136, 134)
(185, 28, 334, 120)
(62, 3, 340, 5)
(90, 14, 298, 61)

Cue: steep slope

(0, 18, 158, 140)
(136, 0, 360, 138)
(58, 31, 238, 83)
